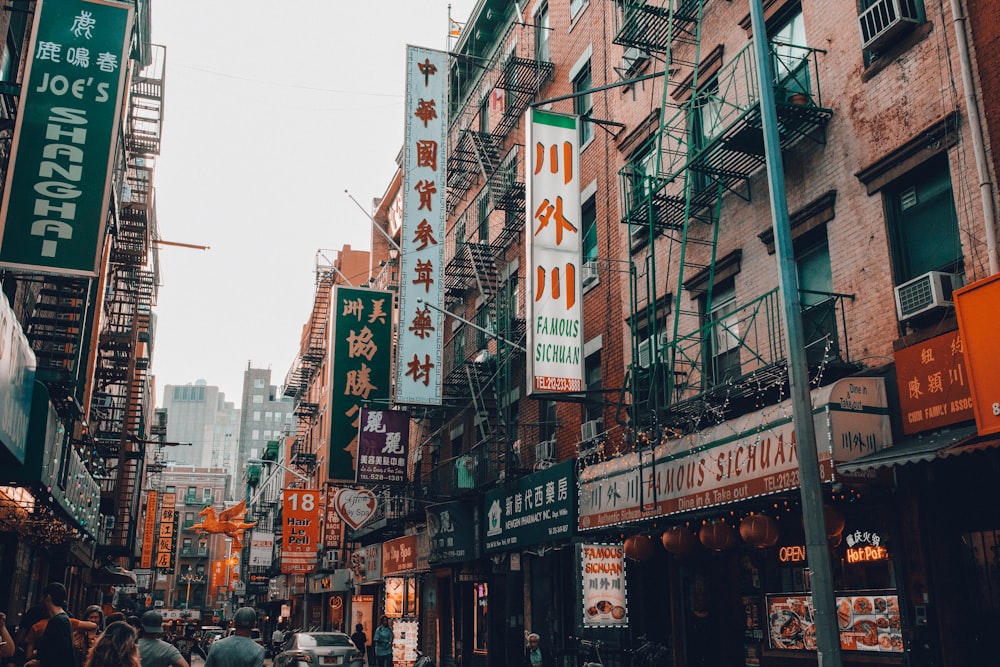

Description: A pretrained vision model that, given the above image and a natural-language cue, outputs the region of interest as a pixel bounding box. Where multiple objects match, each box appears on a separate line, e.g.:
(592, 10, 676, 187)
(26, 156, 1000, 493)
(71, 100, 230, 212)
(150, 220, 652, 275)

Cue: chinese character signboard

(248, 530, 274, 568)
(580, 543, 628, 627)
(324, 484, 344, 551)
(155, 492, 176, 573)
(357, 408, 409, 485)
(483, 460, 574, 553)
(894, 330, 973, 435)
(526, 108, 584, 394)
(329, 286, 393, 481)
(139, 491, 157, 569)
(955, 273, 1000, 436)
(427, 500, 476, 563)
(281, 488, 321, 574)
(0, 0, 133, 276)
(396, 45, 447, 405)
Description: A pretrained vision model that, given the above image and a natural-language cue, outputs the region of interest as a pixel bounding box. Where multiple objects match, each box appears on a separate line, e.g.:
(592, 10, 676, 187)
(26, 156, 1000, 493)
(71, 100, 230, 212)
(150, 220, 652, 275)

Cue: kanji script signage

(357, 408, 409, 485)
(893, 330, 973, 435)
(139, 491, 157, 570)
(483, 460, 574, 553)
(248, 530, 274, 568)
(580, 543, 628, 627)
(0, 0, 133, 276)
(281, 488, 321, 574)
(526, 109, 584, 394)
(955, 273, 1000, 436)
(329, 286, 393, 481)
(396, 45, 447, 405)
(156, 492, 176, 573)
(323, 484, 344, 551)
(426, 500, 476, 564)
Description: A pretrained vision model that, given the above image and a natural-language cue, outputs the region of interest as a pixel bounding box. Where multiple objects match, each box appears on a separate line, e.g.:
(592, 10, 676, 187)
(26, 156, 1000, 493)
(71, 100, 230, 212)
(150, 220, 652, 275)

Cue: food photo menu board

(766, 591, 903, 653)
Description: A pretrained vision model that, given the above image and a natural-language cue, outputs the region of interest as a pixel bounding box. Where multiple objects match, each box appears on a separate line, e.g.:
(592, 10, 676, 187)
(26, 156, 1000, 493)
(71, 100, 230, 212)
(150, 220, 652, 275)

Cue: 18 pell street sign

(0, 0, 133, 276)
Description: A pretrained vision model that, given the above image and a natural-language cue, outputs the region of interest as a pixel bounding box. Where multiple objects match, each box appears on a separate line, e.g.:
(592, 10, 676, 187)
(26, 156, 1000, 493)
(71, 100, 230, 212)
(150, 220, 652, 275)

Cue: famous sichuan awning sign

(0, 0, 133, 276)
(328, 286, 393, 481)
(395, 45, 447, 405)
(526, 109, 584, 394)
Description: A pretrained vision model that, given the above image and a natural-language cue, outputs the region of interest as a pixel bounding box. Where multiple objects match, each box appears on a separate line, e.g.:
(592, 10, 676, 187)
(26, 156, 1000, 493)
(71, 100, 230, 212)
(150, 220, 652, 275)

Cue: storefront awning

(90, 565, 138, 586)
(835, 424, 1000, 473)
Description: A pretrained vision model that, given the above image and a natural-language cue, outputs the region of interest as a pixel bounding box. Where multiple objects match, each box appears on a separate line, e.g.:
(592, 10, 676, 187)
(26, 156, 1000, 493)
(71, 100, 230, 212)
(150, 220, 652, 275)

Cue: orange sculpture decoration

(190, 499, 258, 557)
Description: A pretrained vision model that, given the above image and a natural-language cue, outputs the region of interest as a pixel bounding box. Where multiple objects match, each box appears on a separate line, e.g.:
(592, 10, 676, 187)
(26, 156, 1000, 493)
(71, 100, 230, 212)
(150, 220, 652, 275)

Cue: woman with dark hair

(83, 621, 139, 667)
(74, 606, 104, 664)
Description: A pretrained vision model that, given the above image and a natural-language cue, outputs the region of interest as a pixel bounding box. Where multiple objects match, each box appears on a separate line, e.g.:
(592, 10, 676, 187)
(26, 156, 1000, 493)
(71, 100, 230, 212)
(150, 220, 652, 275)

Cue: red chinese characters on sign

(894, 331, 973, 435)
(532, 140, 579, 312)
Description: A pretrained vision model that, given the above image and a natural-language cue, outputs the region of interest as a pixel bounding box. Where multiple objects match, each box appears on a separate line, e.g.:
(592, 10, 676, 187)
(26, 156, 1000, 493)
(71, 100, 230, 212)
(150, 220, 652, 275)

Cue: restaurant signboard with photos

(579, 543, 628, 627)
(395, 45, 447, 405)
(328, 286, 393, 481)
(766, 591, 902, 653)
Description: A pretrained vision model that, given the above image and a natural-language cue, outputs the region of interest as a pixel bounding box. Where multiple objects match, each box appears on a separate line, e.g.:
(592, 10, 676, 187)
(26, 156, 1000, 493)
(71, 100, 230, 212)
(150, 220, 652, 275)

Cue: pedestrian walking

(24, 582, 78, 667)
(372, 616, 394, 667)
(522, 633, 553, 667)
(137, 610, 188, 667)
(204, 607, 263, 667)
(0, 612, 15, 663)
(83, 621, 139, 667)
(351, 623, 367, 663)
(74, 605, 104, 665)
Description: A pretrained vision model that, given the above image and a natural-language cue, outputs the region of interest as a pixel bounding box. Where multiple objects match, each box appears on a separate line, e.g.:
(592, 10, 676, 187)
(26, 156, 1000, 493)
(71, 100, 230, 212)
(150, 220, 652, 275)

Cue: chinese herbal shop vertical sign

(580, 543, 629, 627)
(526, 109, 584, 394)
(395, 46, 447, 405)
(281, 488, 321, 574)
(0, 0, 133, 276)
(329, 286, 393, 481)
(357, 408, 409, 485)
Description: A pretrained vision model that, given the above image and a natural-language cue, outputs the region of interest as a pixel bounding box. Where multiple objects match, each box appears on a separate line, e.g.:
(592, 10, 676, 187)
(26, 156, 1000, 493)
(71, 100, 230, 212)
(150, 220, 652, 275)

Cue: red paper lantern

(624, 534, 655, 561)
(739, 514, 780, 548)
(661, 526, 698, 557)
(699, 520, 736, 551)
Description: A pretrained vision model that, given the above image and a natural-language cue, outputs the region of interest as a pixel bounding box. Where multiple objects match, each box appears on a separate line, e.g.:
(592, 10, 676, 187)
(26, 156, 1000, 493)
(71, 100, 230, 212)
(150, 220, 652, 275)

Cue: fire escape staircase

(616, 0, 834, 436)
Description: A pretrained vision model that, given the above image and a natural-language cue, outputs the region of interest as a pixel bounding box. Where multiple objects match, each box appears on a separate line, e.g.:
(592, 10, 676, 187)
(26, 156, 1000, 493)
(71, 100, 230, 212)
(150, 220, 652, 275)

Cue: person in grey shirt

(205, 607, 264, 667)
(137, 611, 188, 667)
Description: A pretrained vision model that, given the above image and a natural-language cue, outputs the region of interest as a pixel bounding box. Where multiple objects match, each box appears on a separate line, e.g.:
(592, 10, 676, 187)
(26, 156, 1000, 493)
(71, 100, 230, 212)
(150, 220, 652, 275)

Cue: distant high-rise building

(161, 380, 241, 474)
(238, 365, 294, 471)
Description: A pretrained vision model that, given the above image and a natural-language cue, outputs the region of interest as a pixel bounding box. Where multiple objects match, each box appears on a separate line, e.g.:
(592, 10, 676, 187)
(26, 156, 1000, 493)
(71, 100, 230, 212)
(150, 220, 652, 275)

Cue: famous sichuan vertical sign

(526, 109, 584, 394)
(395, 46, 447, 405)
(0, 0, 133, 276)
(329, 286, 393, 481)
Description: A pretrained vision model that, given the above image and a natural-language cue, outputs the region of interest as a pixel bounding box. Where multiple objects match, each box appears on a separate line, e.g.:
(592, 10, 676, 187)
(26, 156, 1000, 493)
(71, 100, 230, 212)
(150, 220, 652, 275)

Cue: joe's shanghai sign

(0, 0, 133, 276)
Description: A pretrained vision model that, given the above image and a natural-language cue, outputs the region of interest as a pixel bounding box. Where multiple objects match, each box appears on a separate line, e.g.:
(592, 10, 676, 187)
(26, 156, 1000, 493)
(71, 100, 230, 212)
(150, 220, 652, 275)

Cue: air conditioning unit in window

(894, 271, 961, 322)
(581, 259, 599, 286)
(622, 46, 650, 75)
(581, 419, 603, 442)
(535, 438, 556, 468)
(636, 333, 668, 368)
(858, 0, 924, 53)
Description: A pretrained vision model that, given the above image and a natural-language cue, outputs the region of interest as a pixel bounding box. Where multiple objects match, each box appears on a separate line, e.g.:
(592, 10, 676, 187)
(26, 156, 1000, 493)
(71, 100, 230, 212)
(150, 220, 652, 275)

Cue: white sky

(149, 1, 475, 403)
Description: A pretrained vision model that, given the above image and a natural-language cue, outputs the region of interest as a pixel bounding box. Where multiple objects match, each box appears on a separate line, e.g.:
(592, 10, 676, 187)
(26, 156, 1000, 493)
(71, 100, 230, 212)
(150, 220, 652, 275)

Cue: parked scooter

(414, 648, 435, 667)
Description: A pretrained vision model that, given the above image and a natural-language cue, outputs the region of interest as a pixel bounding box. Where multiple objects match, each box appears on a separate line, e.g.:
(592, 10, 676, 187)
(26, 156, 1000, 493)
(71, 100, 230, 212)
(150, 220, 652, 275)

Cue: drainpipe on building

(950, 0, 999, 276)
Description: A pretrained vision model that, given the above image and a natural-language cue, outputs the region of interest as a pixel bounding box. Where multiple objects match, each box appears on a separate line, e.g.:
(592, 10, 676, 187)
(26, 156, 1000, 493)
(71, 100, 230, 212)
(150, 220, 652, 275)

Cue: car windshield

(297, 633, 354, 648)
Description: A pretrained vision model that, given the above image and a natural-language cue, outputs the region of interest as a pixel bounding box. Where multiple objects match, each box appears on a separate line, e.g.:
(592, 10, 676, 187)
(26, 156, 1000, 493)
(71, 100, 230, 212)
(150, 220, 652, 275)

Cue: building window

(477, 192, 490, 243)
(186, 486, 196, 499)
(570, 0, 587, 19)
(886, 153, 962, 283)
(585, 350, 602, 422)
(252, 429, 260, 440)
(582, 195, 598, 263)
(476, 306, 491, 349)
(535, 3, 550, 63)
(184, 511, 194, 525)
(252, 394, 264, 404)
(203, 488, 212, 501)
(254, 378, 265, 389)
(796, 234, 840, 364)
(253, 411, 261, 421)
(540, 400, 558, 442)
(573, 61, 593, 145)
(706, 282, 742, 385)
(772, 8, 809, 100)
(625, 138, 659, 251)
(166, 486, 175, 494)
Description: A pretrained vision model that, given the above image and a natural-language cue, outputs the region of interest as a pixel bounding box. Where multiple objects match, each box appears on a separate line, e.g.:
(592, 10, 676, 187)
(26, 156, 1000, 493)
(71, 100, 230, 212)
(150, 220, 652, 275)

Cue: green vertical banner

(0, 0, 133, 276)
(328, 287, 394, 481)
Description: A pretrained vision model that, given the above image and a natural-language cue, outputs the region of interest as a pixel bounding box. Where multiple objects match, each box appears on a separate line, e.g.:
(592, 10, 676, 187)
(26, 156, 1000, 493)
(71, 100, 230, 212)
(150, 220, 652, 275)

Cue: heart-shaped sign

(334, 488, 377, 530)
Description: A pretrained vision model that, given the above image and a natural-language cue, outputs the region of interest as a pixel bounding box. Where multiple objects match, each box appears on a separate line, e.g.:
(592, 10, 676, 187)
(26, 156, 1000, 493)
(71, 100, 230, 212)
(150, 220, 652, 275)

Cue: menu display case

(766, 590, 903, 653)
